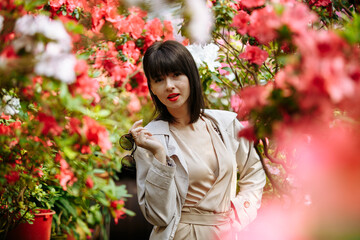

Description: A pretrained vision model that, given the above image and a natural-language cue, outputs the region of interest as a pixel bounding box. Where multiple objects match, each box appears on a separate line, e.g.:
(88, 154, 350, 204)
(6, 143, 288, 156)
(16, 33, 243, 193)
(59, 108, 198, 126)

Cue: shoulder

(203, 109, 238, 129)
(145, 119, 170, 135)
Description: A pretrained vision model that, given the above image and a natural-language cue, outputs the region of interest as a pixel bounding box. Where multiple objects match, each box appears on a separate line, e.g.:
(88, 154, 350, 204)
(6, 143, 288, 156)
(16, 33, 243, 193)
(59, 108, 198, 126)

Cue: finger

(131, 128, 153, 144)
(129, 119, 143, 132)
(130, 127, 146, 137)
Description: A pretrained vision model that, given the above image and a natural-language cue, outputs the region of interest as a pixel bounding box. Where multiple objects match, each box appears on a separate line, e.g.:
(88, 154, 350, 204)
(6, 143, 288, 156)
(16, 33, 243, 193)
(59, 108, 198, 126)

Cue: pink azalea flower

(231, 10, 250, 35)
(239, 45, 268, 65)
(56, 157, 77, 191)
(127, 94, 141, 114)
(218, 63, 231, 76)
(230, 94, 243, 112)
(240, 0, 266, 8)
(248, 6, 280, 44)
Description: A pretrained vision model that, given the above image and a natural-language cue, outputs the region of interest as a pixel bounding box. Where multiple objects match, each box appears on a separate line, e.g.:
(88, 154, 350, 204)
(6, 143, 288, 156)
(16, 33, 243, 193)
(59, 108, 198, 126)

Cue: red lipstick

(167, 93, 180, 101)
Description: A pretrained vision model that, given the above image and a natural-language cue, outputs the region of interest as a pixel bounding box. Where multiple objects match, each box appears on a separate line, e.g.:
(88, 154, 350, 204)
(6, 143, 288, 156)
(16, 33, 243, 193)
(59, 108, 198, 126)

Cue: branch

(262, 138, 293, 173)
(263, 62, 274, 78)
(214, 34, 259, 85)
(254, 140, 288, 196)
(339, 2, 354, 17)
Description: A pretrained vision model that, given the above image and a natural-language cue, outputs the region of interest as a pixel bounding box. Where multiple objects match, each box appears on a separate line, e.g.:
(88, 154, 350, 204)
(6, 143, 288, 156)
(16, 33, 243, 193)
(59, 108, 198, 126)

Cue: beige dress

(169, 116, 237, 240)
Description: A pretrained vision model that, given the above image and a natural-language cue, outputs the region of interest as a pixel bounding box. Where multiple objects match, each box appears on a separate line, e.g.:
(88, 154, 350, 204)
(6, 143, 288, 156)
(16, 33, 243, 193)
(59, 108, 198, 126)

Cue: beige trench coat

(134, 109, 266, 240)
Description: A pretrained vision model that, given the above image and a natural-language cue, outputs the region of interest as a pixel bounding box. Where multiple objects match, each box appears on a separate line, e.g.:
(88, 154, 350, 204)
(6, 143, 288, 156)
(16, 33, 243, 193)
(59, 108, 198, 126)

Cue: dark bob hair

(143, 40, 205, 124)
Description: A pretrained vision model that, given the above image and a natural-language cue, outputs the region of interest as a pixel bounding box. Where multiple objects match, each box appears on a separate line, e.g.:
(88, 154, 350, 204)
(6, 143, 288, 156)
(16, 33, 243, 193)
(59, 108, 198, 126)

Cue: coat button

(244, 201, 250, 208)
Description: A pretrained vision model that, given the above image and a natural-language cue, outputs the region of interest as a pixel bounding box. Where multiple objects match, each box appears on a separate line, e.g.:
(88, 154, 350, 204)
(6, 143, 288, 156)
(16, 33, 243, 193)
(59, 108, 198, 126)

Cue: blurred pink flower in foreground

(127, 93, 141, 113)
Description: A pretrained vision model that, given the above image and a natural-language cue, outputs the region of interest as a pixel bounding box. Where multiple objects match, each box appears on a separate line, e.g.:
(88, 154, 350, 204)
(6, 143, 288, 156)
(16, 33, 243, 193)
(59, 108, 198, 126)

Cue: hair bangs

(146, 48, 185, 80)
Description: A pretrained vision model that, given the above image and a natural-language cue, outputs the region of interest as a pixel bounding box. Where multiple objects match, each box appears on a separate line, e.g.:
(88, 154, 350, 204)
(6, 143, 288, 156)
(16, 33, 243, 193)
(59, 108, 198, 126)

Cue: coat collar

(145, 109, 237, 135)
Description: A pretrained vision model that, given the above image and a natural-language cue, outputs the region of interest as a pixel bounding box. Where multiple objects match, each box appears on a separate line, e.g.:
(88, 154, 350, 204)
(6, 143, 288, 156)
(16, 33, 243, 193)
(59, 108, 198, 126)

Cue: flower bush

(0, 0, 173, 239)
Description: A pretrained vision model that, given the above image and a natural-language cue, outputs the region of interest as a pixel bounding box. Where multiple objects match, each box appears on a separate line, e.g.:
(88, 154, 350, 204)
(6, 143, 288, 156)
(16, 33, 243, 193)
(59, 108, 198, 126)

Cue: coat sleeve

(134, 142, 178, 227)
(229, 119, 266, 230)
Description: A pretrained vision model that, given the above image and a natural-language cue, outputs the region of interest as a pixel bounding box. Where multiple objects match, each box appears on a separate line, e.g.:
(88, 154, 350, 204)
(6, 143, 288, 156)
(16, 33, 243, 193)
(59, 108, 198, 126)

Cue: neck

(168, 107, 191, 127)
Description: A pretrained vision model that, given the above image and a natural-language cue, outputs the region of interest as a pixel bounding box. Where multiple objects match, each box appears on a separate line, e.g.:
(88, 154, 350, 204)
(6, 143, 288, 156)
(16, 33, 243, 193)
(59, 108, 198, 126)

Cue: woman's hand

(130, 120, 167, 164)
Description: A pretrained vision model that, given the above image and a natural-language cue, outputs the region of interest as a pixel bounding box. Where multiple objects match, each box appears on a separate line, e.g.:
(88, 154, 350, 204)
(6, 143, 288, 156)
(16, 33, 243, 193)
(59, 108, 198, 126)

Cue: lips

(167, 93, 180, 101)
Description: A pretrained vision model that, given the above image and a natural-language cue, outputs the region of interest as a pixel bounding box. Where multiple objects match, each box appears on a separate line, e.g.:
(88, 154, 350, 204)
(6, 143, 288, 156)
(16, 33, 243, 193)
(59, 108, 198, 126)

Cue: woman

(129, 40, 266, 240)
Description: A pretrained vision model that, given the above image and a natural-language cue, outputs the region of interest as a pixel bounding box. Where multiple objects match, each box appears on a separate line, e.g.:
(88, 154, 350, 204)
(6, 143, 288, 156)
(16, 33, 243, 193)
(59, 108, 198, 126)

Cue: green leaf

(124, 208, 135, 217)
(76, 218, 92, 235)
(340, 14, 360, 44)
(63, 146, 77, 160)
(65, 21, 84, 34)
(58, 198, 78, 217)
(94, 109, 111, 118)
(211, 73, 222, 84)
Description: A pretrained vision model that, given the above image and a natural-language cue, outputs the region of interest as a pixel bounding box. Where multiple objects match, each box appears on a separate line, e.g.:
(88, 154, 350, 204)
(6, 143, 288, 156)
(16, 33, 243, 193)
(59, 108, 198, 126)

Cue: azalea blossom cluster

(89, 13, 174, 96)
(230, 0, 317, 66)
(46, 0, 176, 100)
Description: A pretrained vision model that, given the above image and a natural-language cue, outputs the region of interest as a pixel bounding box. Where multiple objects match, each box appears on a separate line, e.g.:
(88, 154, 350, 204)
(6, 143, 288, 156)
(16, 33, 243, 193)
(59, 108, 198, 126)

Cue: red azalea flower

(68, 117, 82, 135)
(85, 176, 94, 188)
(91, 6, 106, 33)
(111, 200, 125, 224)
(144, 18, 163, 48)
(81, 145, 91, 154)
(128, 6, 147, 18)
(69, 60, 100, 103)
(49, 0, 65, 11)
(163, 20, 175, 41)
(238, 125, 257, 141)
(83, 116, 112, 153)
(122, 40, 140, 62)
(38, 112, 63, 136)
(127, 14, 145, 39)
(33, 168, 44, 178)
(5, 171, 20, 185)
(309, 0, 331, 7)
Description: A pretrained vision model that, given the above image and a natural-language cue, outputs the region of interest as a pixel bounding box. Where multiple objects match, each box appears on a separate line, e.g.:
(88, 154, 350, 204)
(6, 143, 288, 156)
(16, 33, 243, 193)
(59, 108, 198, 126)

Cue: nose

(165, 77, 175, 90)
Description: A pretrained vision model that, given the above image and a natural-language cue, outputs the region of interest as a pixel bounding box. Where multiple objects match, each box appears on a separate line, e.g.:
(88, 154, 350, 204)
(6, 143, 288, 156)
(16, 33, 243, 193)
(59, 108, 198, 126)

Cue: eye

(153, 77, 163, 83)
(173, 72, 182, 77)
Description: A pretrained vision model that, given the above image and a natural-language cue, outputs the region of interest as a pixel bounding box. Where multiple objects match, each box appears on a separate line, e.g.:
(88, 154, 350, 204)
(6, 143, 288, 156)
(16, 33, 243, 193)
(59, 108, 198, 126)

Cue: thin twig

(262, 139, 293, 173)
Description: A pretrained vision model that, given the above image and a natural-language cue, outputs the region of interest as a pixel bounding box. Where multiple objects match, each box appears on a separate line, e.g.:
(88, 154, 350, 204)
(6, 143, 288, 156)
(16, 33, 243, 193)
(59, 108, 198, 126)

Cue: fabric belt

(179, 208, 233, 226)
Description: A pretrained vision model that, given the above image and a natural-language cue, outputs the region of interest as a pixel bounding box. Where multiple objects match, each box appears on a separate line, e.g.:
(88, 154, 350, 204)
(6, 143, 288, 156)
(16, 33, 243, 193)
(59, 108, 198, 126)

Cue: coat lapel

(145, 120, 189, 174)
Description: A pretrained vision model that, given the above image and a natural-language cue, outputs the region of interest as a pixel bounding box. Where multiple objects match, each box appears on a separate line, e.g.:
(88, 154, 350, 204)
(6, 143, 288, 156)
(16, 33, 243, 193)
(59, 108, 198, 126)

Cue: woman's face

(150, 72, 190, 114)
